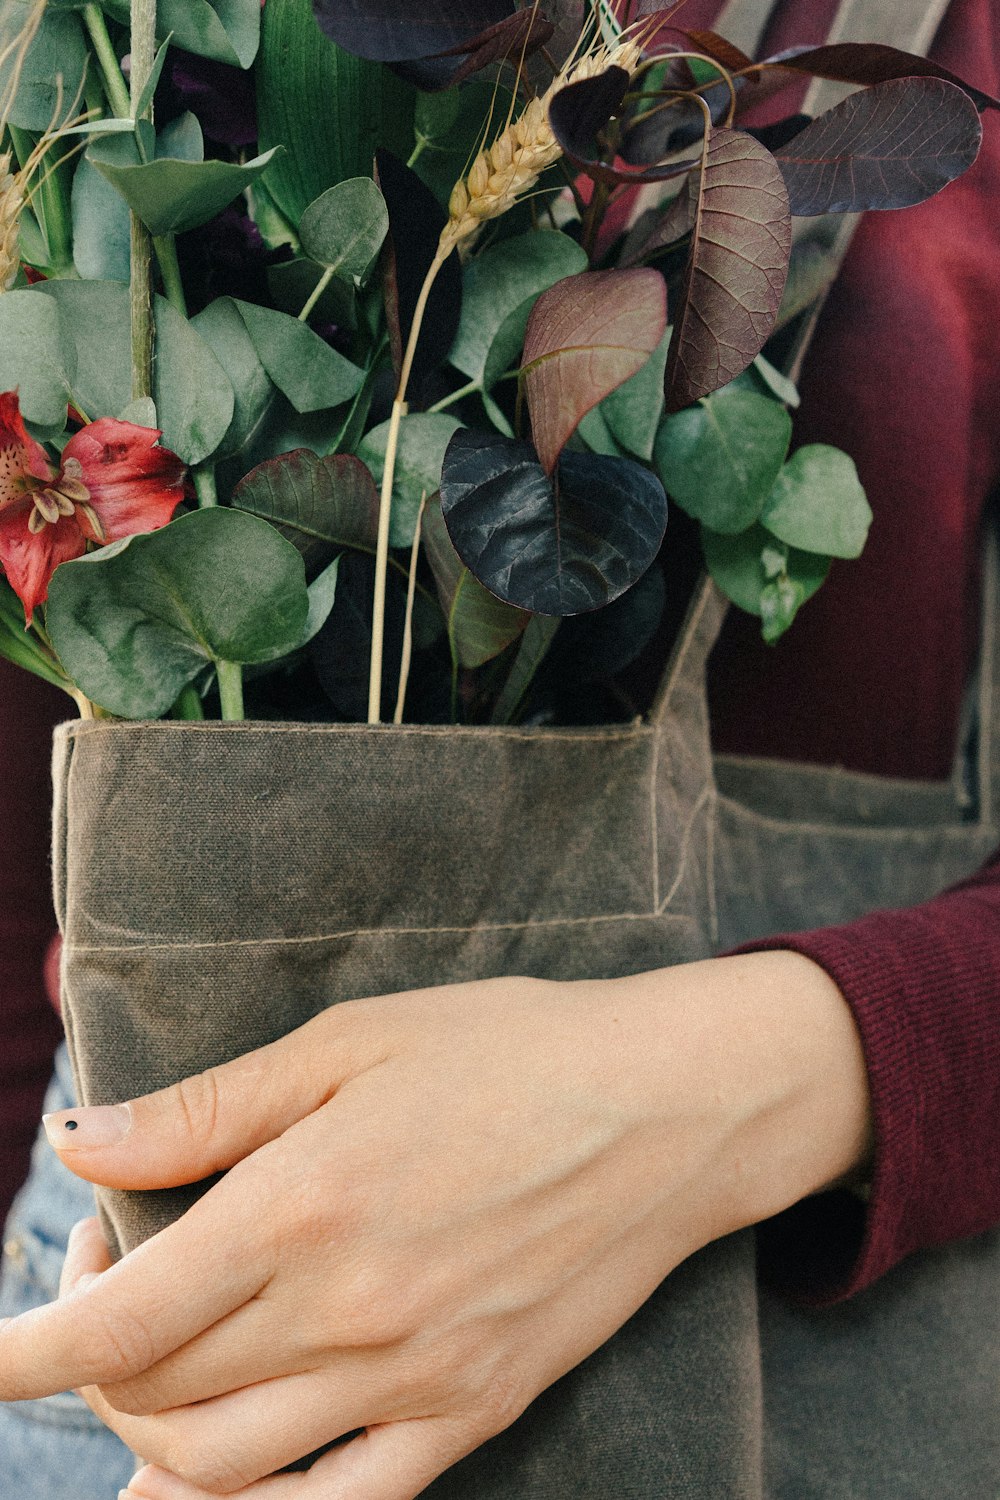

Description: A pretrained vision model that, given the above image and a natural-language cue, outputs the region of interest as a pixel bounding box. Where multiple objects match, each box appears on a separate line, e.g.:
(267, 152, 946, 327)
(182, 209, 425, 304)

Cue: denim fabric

(0, 1045, 136, 1498)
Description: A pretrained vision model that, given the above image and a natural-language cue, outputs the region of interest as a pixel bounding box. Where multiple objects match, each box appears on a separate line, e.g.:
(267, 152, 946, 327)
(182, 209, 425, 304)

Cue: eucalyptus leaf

(266, 260, 357, 332)
(440, 431, 668, 616)
(234, 301, 365, 413)
(701, 522, 831, 639)
(117, 397, 157, 427)
(71, 154, 131, 282)
(87, 120, 282, 237)
(0, 2, 87, 132)
(299, 178, 389, 283)
(190, 298, 274, 460)
(761, 444, 872, 558)
(449, 232, 588, 388)
(600, 330, 671, 462)
(37, 281, 234, 465)
(0, 291, 76, 428)
(655, 388, 792, 534)
(100, 0, 261, 68)
(359, 414, 462, 548)
(46, 510, 310, 719)
(303, 555, 341, 643)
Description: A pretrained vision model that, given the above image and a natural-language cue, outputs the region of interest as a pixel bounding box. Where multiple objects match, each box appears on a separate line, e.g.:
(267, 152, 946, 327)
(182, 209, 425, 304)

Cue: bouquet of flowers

(1, 0, 991, 730)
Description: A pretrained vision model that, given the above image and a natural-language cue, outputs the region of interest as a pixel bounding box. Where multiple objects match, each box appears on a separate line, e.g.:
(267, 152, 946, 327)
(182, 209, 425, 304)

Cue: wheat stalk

(440, 36, 642, 256)
(0, 0, 68, 291)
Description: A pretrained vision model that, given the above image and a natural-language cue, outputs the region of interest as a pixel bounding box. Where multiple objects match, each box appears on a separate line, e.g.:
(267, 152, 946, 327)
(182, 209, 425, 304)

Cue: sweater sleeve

(0, 660, 66, 1230)
(740, 849, 1000, 1305)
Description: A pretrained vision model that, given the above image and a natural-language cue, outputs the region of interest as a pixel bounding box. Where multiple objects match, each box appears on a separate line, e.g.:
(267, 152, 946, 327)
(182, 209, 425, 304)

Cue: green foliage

(98, 0, 261, 68)
(761, 445, 873, 558)
(233, 301, 365, 413)
(256, 0, 414, 226)
(422, 499, 528, 669)
(0, 3, 88, 132)
(358, 413, 462, 547)
(655, 388, 793, 534)
(0, 291, 76, 428)
(46, 510, 311, 719)
(701, 524, 832, 643)
(37, 281, 234, 465)
(299, 178, 389, 284)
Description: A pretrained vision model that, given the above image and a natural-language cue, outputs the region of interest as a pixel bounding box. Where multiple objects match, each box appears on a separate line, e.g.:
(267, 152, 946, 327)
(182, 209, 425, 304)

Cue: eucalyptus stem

(298, 266, 335, 322)
(129, 0, 158, 401)
(154, 234, 187, 314)
(368, 246, 449, 723)
(193, 466, 218, 508)
(428, 379, 478, 415)
(81, 5, 131, 118)
(216, 660, 245, 721)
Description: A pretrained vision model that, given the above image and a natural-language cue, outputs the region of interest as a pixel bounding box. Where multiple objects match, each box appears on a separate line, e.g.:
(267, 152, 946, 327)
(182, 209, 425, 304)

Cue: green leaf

(655, 387, 793, 534)
(134, 34, 173, 121)
(37, 280, 234, 465)
(358, 413, 461, 547)
(761, 444, 872, 558)
(87, 117, 282, 236)
(100, 0, 261, 68)
(449, 231, 588, 388)
(46, 510, 310, 719)
(0, 291, 76, 427)
(299, 178, 389, 283)
(117, 396, 157, 427)
(701, 523, 831, 638)
(303, 555, 340, 643)
(410, 79, 513, 207)
(0, 2, 87, 132)
(490, 615, 560, 724)
(256, 0, 414, 226)
(266, 258, 357, 332)
(577, 403, 628, 459)
(231, 448, 379, 560)
(600, 330, 671, 462)
(190, 297, 274, 460)
(751, 354, 800, 409)
(422, 498, 528, 669)
(71, 154, 131, 282)
(233, 300, 365, 413)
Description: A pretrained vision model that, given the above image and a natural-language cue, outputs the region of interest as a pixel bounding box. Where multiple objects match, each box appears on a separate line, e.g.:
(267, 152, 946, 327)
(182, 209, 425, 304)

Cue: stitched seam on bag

(65, 907, 695, 955)
(714, 794, 999, 842)
(657, 781, 712, 915)
(62, 721, 652, 745)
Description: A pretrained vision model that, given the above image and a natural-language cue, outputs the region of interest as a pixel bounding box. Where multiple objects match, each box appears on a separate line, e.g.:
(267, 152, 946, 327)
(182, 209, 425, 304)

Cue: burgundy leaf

(674, 29, 757, 77)
(430, 9, 555, 90)
(665, 128, 790, 412)
(522, 269, 667, 474)
(313, 0, 515, 85)
(765, 42, 1000, 113)
(618, 170, 697, 266)
(549, 68, 700, 187)
(774, 77, 983, 216)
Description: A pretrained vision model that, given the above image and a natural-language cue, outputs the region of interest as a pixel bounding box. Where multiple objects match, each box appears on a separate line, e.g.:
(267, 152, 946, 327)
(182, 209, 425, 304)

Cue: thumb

(42, 1007, 358, 1191)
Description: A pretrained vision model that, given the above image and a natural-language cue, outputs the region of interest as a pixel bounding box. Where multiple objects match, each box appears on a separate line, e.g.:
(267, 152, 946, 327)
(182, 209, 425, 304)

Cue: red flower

(0, 390, 185, 622)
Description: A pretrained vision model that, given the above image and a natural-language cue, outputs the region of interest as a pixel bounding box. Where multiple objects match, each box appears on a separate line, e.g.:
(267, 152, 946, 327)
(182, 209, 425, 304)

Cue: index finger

(0, 1153, 277, 1402)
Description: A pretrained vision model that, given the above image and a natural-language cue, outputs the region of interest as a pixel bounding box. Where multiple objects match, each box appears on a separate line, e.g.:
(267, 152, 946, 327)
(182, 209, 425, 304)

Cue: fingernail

(43, 1103, 132, 1149)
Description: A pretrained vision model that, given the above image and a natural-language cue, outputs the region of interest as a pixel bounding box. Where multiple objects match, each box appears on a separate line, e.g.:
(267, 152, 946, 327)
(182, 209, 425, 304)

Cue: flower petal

(0, 391, 55, 510)
(0, 504, 85, 623)
(62, 419, 185, 540)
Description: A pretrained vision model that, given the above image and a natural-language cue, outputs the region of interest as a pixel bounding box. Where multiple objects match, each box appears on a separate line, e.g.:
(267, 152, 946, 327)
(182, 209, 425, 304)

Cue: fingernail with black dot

(43, 1104, 132, 1149)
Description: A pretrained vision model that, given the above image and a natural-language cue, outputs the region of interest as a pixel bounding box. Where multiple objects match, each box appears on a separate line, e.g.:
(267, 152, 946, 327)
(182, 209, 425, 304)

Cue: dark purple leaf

(374, 149, 462, 393)
(440, 430, 668, 615)
(774, 77, 983, 217)
(617, 171, 696, 266)
(522, 269, 667, 475)
(764, 42, 1000, 114)
(430, 9, 555, 90)
(665, 127, 790, 412)
(548, 68, 700, 187)
(312, 0, 515, 86)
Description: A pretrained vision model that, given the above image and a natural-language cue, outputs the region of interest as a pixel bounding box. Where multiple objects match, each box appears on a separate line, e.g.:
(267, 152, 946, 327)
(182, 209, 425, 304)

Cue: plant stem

(82, 6, 132, 119)
(428, 379, 479, 415)
(368, 245, 449, 723)
(154, 234, 187, 314)
(35, 149, 74, 273)
(193, 465, 218, 508)
(393, 492, 426, 725)
(216, 659, 244, 721)
(171, 683, 205, 720)
(297, 265, 335, 322)
(129, 0, 158, 401)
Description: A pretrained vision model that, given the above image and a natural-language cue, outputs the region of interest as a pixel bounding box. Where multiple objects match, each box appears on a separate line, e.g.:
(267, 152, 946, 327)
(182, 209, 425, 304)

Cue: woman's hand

(0, 953, 871, 1499)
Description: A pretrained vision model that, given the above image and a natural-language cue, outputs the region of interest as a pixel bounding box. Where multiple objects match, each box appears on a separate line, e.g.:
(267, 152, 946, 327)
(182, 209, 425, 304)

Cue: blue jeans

(0, 1045, 137, 1497)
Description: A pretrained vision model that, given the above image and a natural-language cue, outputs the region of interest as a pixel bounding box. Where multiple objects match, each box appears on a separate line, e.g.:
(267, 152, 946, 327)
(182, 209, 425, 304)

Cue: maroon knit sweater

(1, 0, 999, 1309)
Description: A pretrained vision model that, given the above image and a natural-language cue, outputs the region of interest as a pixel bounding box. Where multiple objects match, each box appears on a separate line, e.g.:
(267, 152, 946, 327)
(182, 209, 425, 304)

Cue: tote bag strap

(650, 0, 954, 730)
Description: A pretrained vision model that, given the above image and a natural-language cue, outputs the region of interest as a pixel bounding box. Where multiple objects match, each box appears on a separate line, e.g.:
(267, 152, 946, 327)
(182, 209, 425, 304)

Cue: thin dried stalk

(0, 0, 44, 289)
